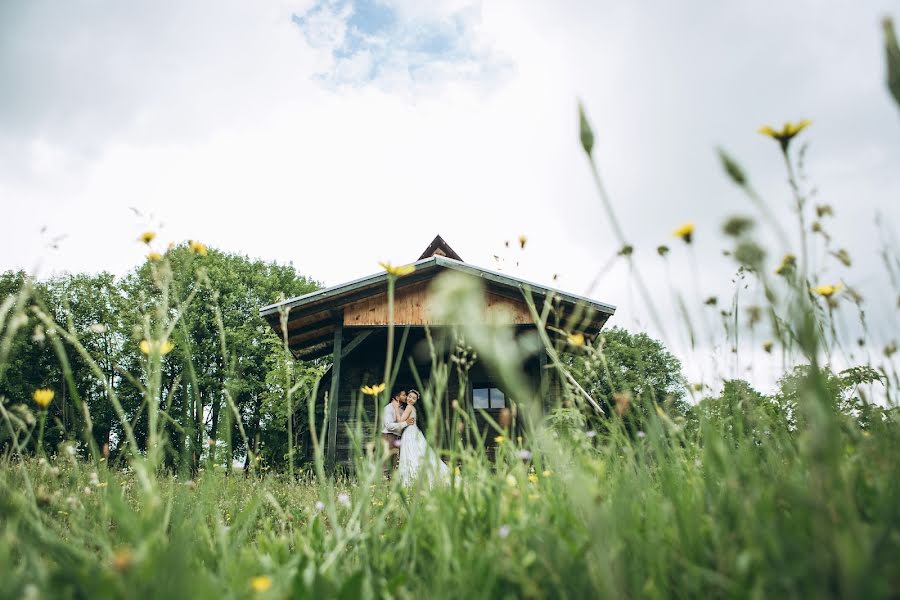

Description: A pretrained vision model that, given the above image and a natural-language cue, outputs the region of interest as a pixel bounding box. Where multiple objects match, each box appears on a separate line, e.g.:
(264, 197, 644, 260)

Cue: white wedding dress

(398, 407, 451, 488)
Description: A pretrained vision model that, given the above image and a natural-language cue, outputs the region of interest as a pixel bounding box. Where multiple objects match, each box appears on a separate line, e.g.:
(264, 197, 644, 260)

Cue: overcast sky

(2, 1, 898, 392)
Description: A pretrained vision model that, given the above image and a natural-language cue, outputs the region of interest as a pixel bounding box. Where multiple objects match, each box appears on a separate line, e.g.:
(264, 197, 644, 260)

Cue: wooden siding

(343, 281, 534, 327)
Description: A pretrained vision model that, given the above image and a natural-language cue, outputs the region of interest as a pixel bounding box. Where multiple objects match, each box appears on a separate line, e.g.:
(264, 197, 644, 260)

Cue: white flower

(498, 525, 510, 539)
(337, 493, 351, 507)
(586, 430, 597, 438)
(516, 449, 532, 461)
(636, 431, 647, 439)
(315, 501, 325, 511)
(82, 486, 92, 496)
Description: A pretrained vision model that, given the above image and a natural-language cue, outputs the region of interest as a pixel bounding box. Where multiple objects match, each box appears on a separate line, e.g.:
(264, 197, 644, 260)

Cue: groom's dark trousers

(383, 432, 400, 478)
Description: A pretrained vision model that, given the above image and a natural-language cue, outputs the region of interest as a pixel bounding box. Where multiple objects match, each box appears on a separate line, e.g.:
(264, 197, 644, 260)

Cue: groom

(382, 388, 415, 478)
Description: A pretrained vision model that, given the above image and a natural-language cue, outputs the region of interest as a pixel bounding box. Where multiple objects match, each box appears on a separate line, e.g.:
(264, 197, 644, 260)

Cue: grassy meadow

(2, 18, 900, 600)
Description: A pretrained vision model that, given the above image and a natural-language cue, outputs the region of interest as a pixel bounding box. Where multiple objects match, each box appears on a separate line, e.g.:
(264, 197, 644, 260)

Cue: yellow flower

(147, 252, 162, 262)
(189, 240, 208, 256)
(139, 231, 156, 245)
(111, 548, 133, 572)
(33, 388, 55, 408)
(378, 262, 416, 277)
(673, 222, 694, 243)
(758, 120, 812, 151)
(567, 332, 585, 347)
(527, 473, 539, 484)
(542, 470, 552, 478)
(775, 254, 797, 276)
(494, 435, 505, 444)
(360, 383, 386, 396)
(518, 234, 528, 249)
(811, 283, 843, 298)
(139, 339, 175, 355)
(250, 576, 272, 592)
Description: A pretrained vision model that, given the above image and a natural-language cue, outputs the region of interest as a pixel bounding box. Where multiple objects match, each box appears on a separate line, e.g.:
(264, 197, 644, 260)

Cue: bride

(397, 389, 451, 487)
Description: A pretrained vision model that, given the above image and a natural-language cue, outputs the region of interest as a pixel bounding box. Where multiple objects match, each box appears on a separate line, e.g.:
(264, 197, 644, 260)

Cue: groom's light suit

(382, 402, 409, 477)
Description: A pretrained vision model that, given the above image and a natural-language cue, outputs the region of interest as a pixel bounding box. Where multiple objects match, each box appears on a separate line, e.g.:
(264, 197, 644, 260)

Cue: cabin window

(472, 386, 506, 410)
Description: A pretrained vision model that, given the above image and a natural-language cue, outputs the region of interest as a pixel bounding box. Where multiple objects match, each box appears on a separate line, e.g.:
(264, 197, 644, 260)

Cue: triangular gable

(418, 234, 463, 262)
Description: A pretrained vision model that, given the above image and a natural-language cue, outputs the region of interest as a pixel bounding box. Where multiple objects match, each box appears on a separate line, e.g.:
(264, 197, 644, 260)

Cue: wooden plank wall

(343, 281, 534, 327)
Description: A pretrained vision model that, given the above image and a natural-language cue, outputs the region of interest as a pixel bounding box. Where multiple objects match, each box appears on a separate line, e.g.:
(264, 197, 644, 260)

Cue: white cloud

(1, 0, 898, 392)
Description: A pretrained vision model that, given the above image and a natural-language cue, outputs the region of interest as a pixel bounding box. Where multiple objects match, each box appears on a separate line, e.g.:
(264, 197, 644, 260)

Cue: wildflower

(811, 284, 843, 298)
(831, 248, 851, 267)
(542, 470, 552, 478)
(518, 234, 527, 249)
(815, 204, 834, 219)
(775, 254, 796, 276)
(32, 388, 54, 408)
(498, 408, 511, 428)
(734, 241, 765, 270)
(636, 431, 647, 439)
(567, 332, 585, 347)
(516, 449, 532, 461)
(494, 435, 505, 444)
(763, 341, 774, 354)
(378, 262, 415, 277)
(111, 548, 134, 572)
(89, 472, 100, 486)
(498, 524, 511, 539)
(747, 305, 762, 327)
(139, 231, 156, 245)
(147, 252, 162, 262)
(527, 473, 539, 484)
(360, 383, 386, 396)
(657, 245, 670, 257)
(250, 576, 273, 592)
(613, 391, 632, 417)
(189, 240, 208, 256)
(673, 223, 694, 244)
(723, 215, 754, 237)
(337, 493, 351, 507)
(314, 501, 325, 511)
(586, 430, 597, 438)
(83, 486, 92, 496)
(139, 339, 175, 355)
(758, 120, 812, 151)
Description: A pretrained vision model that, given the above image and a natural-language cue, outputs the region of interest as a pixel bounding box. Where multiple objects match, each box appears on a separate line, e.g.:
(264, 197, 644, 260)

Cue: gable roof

(260, 255, 616, 360)
(418, 234, 463, 262)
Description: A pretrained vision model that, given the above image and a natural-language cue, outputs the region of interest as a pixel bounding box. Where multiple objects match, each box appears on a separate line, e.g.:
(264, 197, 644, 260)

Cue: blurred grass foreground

(1, 18, 900, 600)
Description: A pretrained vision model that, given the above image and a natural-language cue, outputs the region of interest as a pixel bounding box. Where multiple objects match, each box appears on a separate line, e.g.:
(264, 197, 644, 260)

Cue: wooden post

(326, 321, 343, 471)
(538, 348, 549, 412)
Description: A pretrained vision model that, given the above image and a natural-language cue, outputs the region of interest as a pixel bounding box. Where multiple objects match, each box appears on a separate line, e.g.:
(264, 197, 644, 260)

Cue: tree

(565, 326, 688, 432)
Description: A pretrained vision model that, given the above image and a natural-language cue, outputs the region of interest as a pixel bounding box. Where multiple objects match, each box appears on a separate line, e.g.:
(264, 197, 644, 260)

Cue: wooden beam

(325, 321, 343, 470)
(288, 323, 335, 347)
(341, 328, 373, 360)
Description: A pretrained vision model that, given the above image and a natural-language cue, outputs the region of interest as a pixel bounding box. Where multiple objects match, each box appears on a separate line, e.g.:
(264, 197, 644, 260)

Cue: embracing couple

(382, 388, 450, 487)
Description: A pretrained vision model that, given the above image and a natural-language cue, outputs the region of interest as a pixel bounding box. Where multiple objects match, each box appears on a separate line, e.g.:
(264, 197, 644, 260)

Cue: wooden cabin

(260, 236, 616, 469)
